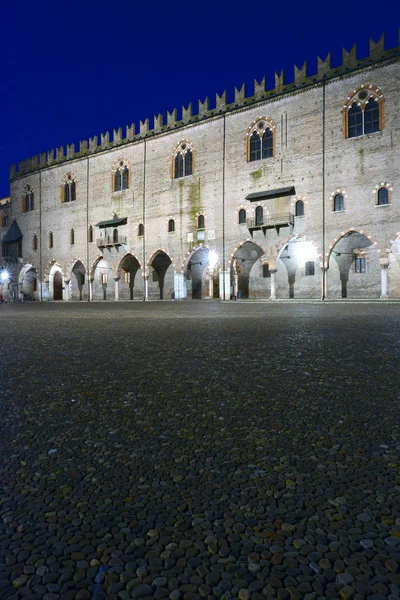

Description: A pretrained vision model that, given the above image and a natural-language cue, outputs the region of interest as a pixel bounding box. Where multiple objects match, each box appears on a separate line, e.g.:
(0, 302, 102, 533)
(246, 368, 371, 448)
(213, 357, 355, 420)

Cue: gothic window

(305, 261, 315, 276)
(197, 214, 205, 230)
(333, 194, 344, 212)
(295, 200, 304, 216)
(168, 219, 175, 233)
(113, 228, 118, 243)
(238, 209, 246, 224)
(113, 159, 130, 191)
(49, 231, 54, 248)
(173, 141, 194, 178)
(255, 206, 263, 226)
(70, 228, 75, 245)
(88, 225, 94, 243)
(377, 187, 389, 205)
(355, 257, 366, 273)
(1, 214, 8, 227)
(138, 223, 144, 236)
(33, 234, 38, 251)
(247, 117, 276, 162)
(62, 173, 77, 203)
(23, 185, 34, 212)
(344, 85, 384, 138)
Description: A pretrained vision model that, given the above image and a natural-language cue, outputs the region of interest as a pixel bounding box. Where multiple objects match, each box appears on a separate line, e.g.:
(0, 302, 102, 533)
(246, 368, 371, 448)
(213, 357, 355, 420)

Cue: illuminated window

(344, 86, 384, 139)
(173, 141, 194, 178)
(333, 194, 344, 212)
(247, 118, 275, 162)
(114, 160, 129, 191)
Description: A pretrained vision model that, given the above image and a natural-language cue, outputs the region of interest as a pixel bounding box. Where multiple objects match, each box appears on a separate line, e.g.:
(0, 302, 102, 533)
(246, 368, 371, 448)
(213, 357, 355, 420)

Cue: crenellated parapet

(9, 32, 399, 180)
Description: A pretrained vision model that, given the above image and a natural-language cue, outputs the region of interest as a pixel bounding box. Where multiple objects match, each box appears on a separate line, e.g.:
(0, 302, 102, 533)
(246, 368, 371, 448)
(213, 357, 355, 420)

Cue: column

(380, 259, 389, 299)
(114, 277, 120, 301)
(64, 279, 70, 301)
(143, 269, 149, 301)
(321, 266, 328, 300)
(40, 280, 49, 301)
(219, 271, 231, 300)
(89, 279, 93, 302)
(269, 270, 277, 300)
(174, 273, 186, 299)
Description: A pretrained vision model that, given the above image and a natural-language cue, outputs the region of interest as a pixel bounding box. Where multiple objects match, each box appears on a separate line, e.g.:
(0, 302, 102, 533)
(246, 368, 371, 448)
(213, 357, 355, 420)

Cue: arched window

(173, 141, 194, 178)
(255, 206, 263, 226)
(33, 234, 38, 251)
(377, 187, 389, 206)
(238, 209, 246, 224)
(197, 214, 205, 230)
(23, 186, 34, 212)
(247, 118, 275, 162)
(114, 160, 130, 191)
(138, 223, 144, 236)
(63, 174, 76, 202)
(113, 228, 118, 243)
(344, 86, 384, 138)
(70, 228, 75, 245)
(49, 231, 54, 248)
(2, 214, 9, 227)
(88, 225, 93, 243)
(295, 200, 304, 217)
(168, 219, 175, 233)
(333, 194, 344, 212)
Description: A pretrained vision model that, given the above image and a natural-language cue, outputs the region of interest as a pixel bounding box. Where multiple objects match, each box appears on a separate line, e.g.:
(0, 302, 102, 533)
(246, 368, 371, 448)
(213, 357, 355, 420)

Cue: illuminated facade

(2, 34, 400, 301)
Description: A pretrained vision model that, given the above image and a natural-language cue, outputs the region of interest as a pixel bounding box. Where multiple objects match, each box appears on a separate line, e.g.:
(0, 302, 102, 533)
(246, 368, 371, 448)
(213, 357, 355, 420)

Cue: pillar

(269, 270, 277, 300)
(89, 279, 93, 301)
(143, 269, 149, 301)
(114, 277, 120, 301)
(64, 279, 70, 301)
(174, 273, 186, 299)
(40, 280, 49, 301)
(219, 271, 231, 300)
(380, 259, 389, 299)
(321, 266, 328, 300)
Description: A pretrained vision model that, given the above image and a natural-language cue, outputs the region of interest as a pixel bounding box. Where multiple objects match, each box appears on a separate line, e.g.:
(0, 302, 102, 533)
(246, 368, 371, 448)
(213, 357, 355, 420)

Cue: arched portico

(386, 232, 400, 298)
(326, 229, 380, 298)
(118, 253, 142, 300)
(48, 263, 64, 301)
(70, 260, 87, 301)
(18, 264, 38, 300)
(148, 250, 173, 300)
(91, 257, 114, 300)
(185, 246, 211, 299)
(275, 236, 321, 299)
(230, 241, 265, 299)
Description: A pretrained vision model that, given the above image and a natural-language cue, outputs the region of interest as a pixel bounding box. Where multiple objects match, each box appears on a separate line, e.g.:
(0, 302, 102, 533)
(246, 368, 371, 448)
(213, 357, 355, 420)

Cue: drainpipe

(142, 139, 147, 301)
(86, 157, 90, 301)
(222, 114, 226, 300)
(39, 170, 42, 302)
(321, 79, 327, 300)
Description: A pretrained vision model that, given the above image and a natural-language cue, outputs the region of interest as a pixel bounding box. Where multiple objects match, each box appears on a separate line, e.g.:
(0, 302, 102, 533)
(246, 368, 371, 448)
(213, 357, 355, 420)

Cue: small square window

(355, 257, 366, 273)
(305, 261, 315, 276)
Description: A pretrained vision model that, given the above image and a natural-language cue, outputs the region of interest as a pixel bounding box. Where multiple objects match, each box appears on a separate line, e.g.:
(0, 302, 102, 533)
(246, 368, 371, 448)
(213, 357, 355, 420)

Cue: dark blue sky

(1, 1, 399, 198)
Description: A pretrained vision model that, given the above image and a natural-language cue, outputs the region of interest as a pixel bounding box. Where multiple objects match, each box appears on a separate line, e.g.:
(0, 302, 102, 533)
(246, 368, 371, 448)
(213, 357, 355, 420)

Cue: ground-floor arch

(230, 241, 265, 299)
(388, 233, 400, 298)
(19, 264, 38, 300)
(92, 257, 114, 300)
(186, 246, 211, 299)
(148, 251, 173, 299)
(118, 253, 142, 300)
(70, 260, 87, 301)
(275, 237, 321, 299)
(48, 263, 64, 301)
(326, 230, 380, 298)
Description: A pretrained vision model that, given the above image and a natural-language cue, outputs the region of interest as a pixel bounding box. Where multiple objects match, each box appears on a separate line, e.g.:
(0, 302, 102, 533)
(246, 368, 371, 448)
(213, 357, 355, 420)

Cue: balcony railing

(247, 212, 294, 231)
(96, 235, 127, 247)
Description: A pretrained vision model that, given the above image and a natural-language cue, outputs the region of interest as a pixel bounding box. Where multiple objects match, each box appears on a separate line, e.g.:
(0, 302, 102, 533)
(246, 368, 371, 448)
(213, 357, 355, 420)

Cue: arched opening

(92, 258, 113, 300)
(149, 251, 173, 300)
(71, 260, 86, 301)
(119, 254, 141, 300)
(53, 271, 63, 300)
(186, 247, 211, 299)
(255, 206, 263, 226)
(113, 228, 118, 243)
(19, 265, 38, 301)
(276, 238, 321, 299)
(388, 235, 400, 298)
(230, 241, 265, 299)
(327, 231, 379, 298)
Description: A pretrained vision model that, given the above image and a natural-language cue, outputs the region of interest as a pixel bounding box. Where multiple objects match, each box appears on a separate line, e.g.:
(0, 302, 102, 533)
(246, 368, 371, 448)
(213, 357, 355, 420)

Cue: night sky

(1, 1, 399, 199)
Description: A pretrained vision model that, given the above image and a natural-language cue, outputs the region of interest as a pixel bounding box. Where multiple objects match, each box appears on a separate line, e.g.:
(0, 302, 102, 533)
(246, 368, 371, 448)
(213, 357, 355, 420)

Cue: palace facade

(1, 34, 399, 302)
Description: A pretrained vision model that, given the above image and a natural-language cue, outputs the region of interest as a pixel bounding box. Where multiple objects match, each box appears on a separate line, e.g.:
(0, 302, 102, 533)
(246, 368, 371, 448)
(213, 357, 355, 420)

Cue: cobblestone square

(1, 302, 399, 600)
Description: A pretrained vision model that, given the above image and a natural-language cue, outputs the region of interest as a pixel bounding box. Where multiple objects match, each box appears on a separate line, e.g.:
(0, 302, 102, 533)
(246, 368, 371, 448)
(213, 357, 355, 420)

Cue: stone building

(2, 33, 400, 302)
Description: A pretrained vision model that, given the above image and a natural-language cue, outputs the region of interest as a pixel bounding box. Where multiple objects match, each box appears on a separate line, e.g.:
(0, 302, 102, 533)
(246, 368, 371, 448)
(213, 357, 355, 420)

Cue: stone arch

(48, 262, 65, 301)
(148, 250, 174, 300)
(91, 256, 114, 300)
(229, 240, 267, 299)
(387, 231, 400, 298)
(185, 246, 211, 300)
(274, 235, 322, 299)
(70, 260, 87, 301)
(118, 253, 142, 300)
(326, 229, 380, 298)
(18, 263, 38, 300)
(342, 83, 385, 137)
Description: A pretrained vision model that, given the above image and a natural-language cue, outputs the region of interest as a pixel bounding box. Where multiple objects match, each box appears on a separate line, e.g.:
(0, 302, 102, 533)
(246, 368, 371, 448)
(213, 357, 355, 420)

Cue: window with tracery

(113, 159, 130, 191)
(343, 85, 384, 139)
(23, 184, 34, 212)
(172, 141, 194, 178)
(62, 173, 77, 203)
(247, 118, 275, 162)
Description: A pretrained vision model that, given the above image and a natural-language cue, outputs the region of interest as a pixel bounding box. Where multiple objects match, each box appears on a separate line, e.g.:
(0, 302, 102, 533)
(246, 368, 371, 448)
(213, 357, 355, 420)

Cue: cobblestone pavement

(0, 301, 399, 600)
